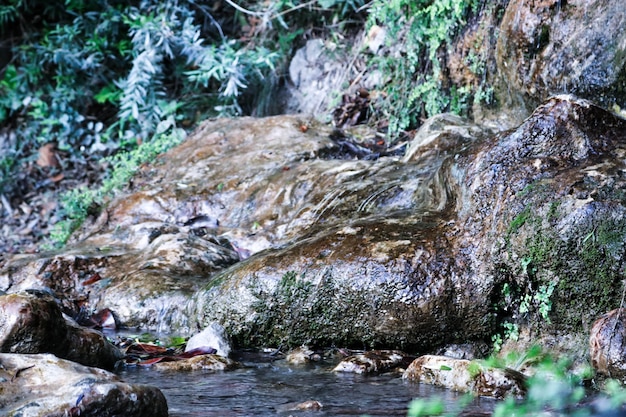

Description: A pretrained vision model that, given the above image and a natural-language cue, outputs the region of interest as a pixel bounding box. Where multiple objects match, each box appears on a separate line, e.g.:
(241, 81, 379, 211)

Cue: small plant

(364, 0, 483, 139)
(407, 347, 626, 417)
(48, 126, 186, 247)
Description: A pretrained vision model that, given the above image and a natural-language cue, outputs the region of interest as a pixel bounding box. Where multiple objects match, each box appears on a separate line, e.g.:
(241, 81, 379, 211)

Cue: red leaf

(82, 273, 102, 285)
(137, 357, 166, 366)
(131, 343, 169, 355)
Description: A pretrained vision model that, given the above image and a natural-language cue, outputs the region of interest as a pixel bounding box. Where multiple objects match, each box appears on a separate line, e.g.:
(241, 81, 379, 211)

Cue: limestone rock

(333, 350, 409, 374)
(2, 97, 626, 355)
(185, 322, 231, 358)
(0, 293, 122, 370)
(153, 354, 238, 372)
(0, 353, 167, 417)
(495, 0, 626, 112)
(284, 39, 346, 116)
(286, 346, 316, 365)
(276, 400, 323, 412)
(403, 355, 525, 399)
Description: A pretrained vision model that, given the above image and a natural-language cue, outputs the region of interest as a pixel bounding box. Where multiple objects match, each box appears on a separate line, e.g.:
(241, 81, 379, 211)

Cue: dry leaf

(50, 173, 64, 182)
(36, 143, 60, 168)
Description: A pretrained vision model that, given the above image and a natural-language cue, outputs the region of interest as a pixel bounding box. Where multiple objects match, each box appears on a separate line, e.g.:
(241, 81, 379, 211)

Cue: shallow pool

(117, 352, 497, 417)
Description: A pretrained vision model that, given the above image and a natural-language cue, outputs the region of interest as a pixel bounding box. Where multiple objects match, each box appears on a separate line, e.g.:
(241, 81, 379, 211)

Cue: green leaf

(95, 84, 121, 104)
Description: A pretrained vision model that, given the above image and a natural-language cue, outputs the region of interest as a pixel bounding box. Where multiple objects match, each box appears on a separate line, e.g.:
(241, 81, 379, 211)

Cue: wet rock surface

(465, 95, 626, 334)
(403, 355, 526, 399)
(0, 292, 122, 370)
(152, 353, 239, 372)
(0, 352, 168, 417)
(2, 97, 626, 355)
(332, 350, 412, 375)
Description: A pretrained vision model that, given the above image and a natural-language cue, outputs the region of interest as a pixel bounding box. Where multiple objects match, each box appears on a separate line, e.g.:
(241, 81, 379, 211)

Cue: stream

(117, 352, 498, 417)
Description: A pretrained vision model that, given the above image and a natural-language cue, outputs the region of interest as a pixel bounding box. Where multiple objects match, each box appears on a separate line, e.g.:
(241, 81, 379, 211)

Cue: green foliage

(407, 397, 446, 416)
(366, 0, 482, 138)
(0, 0, 368, 244)
(49, 127, 185, 246)
(492, 356, 588, 417)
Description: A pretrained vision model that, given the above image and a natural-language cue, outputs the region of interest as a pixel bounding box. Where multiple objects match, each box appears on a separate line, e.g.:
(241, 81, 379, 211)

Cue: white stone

(185, 322, 231, 357)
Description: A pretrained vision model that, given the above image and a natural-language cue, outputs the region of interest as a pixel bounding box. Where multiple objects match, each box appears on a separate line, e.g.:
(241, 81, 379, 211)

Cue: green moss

(500, 201, 626, 334)
(552, 219, 626, 329)
(233, 270, 381, 349)
(365, 0, 484, 138)
(508, 207, 532, 236)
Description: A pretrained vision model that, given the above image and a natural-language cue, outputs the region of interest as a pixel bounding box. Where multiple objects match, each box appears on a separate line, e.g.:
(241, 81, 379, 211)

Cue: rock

(153, 354, 238, 372)
(0, 115, 342, 334)
(0, 352, 168, 417)
(276, 400, 323, 412)
(495, 0, 626, 113)
(333, 350, 409, 374)
(403, 355, 525, 399)
(590, 308, 626, 379)
(0, 293, 122, 370)
(285, 346, 315, 365)
(185, 322, 231, 357)
(3, 97, 626, 355)
(63, 314, 123, 370)
(465, 95, 626, 335)
(436, 343, 489, 360)
(283, 39, 346, 116)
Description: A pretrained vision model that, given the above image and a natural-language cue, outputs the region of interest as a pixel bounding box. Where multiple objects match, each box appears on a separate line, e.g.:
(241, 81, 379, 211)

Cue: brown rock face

(0, 293, 122, 370)
(590, 308, 626, 378)
(2, 98, 626, 353)
(495, 0, 626, 112)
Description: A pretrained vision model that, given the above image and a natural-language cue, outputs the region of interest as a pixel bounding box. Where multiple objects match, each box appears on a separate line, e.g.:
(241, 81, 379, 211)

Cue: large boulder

(0, 292, 122, 369)
(1, 97, 625, 355)
(0, 353, 167, 417)
(464, 95, 626, 336)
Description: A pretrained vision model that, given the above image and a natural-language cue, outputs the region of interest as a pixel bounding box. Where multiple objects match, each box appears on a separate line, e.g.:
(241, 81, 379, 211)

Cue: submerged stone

(333, 350, 411, 375)
(285, 346, 316, 365)
(152, 354, 239, 372)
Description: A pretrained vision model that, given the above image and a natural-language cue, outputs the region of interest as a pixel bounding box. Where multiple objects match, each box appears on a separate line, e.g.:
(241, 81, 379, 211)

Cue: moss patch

(232, 270, 380, 349)
(498, 199, 626, 335)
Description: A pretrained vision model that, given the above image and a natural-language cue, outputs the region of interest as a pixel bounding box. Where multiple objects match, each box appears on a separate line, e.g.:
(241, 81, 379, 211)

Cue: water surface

(118, 353, 497, 417)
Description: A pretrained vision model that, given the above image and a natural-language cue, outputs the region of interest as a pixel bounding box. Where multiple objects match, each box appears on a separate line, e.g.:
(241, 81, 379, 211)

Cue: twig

(223, 0, 264, 16)
(11, 364, 35, 381)
(224, 0, 318, 20)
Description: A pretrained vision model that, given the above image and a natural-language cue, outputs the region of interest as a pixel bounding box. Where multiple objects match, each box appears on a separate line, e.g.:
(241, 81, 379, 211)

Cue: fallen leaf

(82, 273, 102, 285)
(50, 173, 64, 182)
(36, 143, 60, 168)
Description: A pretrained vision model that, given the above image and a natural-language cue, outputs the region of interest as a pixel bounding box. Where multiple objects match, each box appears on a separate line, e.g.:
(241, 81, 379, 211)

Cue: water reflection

(117, 354, 497, 417)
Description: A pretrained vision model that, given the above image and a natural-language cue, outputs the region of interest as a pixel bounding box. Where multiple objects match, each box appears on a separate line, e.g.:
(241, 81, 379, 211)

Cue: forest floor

(0, 144, 107, 263)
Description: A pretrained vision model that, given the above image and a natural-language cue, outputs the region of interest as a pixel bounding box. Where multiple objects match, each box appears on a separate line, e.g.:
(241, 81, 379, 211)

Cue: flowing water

(117, 352, 497, 417)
